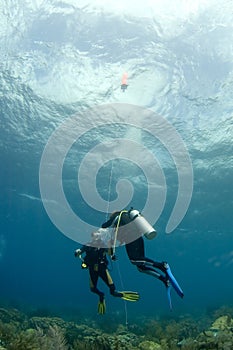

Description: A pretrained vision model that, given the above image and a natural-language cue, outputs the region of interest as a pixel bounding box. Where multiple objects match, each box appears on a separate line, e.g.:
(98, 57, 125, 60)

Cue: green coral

(28, 316, 68, 332)
(0, 308, 26, 325)
(0, 319, 18, 344)
(1, 306, 233, 350)
(5, 326, 68, 350)
(7, 328, 41, 350)
(143, 319, 164, 340)
(211, 315, 232, 332)
(139, 340, 161, 350)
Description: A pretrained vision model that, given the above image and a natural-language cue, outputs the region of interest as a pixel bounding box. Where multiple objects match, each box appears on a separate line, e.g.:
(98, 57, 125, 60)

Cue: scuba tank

(128, 209, 157, 240)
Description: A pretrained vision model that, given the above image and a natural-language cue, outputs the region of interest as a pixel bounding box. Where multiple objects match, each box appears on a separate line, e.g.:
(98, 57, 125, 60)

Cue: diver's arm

(74, 246, 85, 258)
(101, 212, 120, 228)
(107, 247, 113, 256)
(107, 247, 117, 260)
(101, 219, 113, 228)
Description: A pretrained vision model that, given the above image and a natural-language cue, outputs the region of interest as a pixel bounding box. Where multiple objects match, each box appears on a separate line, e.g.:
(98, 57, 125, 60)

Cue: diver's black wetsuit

(79, 243, 121, 300)
(102, 210, 169, 285)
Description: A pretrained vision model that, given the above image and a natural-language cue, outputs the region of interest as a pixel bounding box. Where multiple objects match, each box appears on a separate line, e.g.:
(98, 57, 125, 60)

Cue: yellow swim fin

(119, 291, 140, 302)
(98, 299, 106, 314)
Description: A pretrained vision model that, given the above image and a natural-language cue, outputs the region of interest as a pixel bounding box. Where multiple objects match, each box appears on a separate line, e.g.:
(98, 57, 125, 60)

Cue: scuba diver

(101, 208, 184, 310)
(121, 83, 128, 92)
(74, 229, 140, 315)
(121, 72, 128, 92)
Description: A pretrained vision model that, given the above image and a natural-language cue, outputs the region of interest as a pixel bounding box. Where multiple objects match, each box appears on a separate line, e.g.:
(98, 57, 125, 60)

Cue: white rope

(105, 161, 128, 328)
(116, 260, 128, 328)
(105, 161, 114, 221)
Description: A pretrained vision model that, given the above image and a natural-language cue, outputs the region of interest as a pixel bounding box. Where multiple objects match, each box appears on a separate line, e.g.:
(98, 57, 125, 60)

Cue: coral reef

(139, 340, 161, 349)
(0, 306, 233, 349)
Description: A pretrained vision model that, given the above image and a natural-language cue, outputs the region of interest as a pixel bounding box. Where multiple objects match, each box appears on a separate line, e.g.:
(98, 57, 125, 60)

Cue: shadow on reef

(0, 305, 233, 349)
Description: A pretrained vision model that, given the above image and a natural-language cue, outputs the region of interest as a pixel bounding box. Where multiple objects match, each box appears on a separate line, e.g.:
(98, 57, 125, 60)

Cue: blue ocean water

(0, 0, 233, 324)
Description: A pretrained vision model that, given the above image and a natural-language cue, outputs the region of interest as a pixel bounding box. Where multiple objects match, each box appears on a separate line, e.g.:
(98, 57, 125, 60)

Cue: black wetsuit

(102, 210, 168, 285)
(79, 242, 121, 301)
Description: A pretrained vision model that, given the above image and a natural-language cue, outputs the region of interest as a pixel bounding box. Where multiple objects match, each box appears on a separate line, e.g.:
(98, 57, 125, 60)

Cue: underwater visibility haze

(1, 0, 233, 327)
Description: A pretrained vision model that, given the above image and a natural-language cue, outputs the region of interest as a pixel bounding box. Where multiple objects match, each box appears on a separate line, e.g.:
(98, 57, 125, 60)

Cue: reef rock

(139, 340, 161, 350)
(211, 315, 232, 332)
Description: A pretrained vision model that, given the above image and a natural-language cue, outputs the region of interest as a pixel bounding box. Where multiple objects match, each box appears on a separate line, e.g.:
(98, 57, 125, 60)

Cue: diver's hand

(111, 254, 117, 261)
(74, 249, 82, 257)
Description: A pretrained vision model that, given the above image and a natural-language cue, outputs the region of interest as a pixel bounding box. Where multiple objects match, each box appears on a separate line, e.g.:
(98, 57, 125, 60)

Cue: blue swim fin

(166, 284, 172, 310)
(166, 265, 184, 299)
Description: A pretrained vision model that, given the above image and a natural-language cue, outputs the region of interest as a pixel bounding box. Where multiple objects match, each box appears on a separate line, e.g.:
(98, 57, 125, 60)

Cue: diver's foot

(111, 290, 123, 298)
(161, 276, 170, 288)
(165, 265, 184, 299)
(162, 261, 169, 270)
(99, 292, 105, 303)
(98, 299, 106, 315)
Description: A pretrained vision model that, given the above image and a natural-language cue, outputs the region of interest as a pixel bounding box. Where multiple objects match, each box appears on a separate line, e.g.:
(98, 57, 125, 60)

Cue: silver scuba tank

(128, 210, 157, 240)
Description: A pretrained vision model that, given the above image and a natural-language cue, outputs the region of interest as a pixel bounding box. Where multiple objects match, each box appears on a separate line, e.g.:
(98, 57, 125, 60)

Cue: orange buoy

(121, 72, 128, 92)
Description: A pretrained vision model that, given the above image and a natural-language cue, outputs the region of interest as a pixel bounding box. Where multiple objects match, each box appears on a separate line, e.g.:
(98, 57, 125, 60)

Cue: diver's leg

(89, 267, 107, 314)
(135, 263, 173, 309)
(99, 266, 139, 300)
(162, 263, 184, 298)
(136, 264, 168, 286)
(99, 265, 122, 297)
(130, 256, 166, 272)
(89, 268, 105, 300)
(99, 264, 119, 296)
(140, 257, 168, 273)
(133, 259, 184, 298)
(143, 260, 184, 298)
